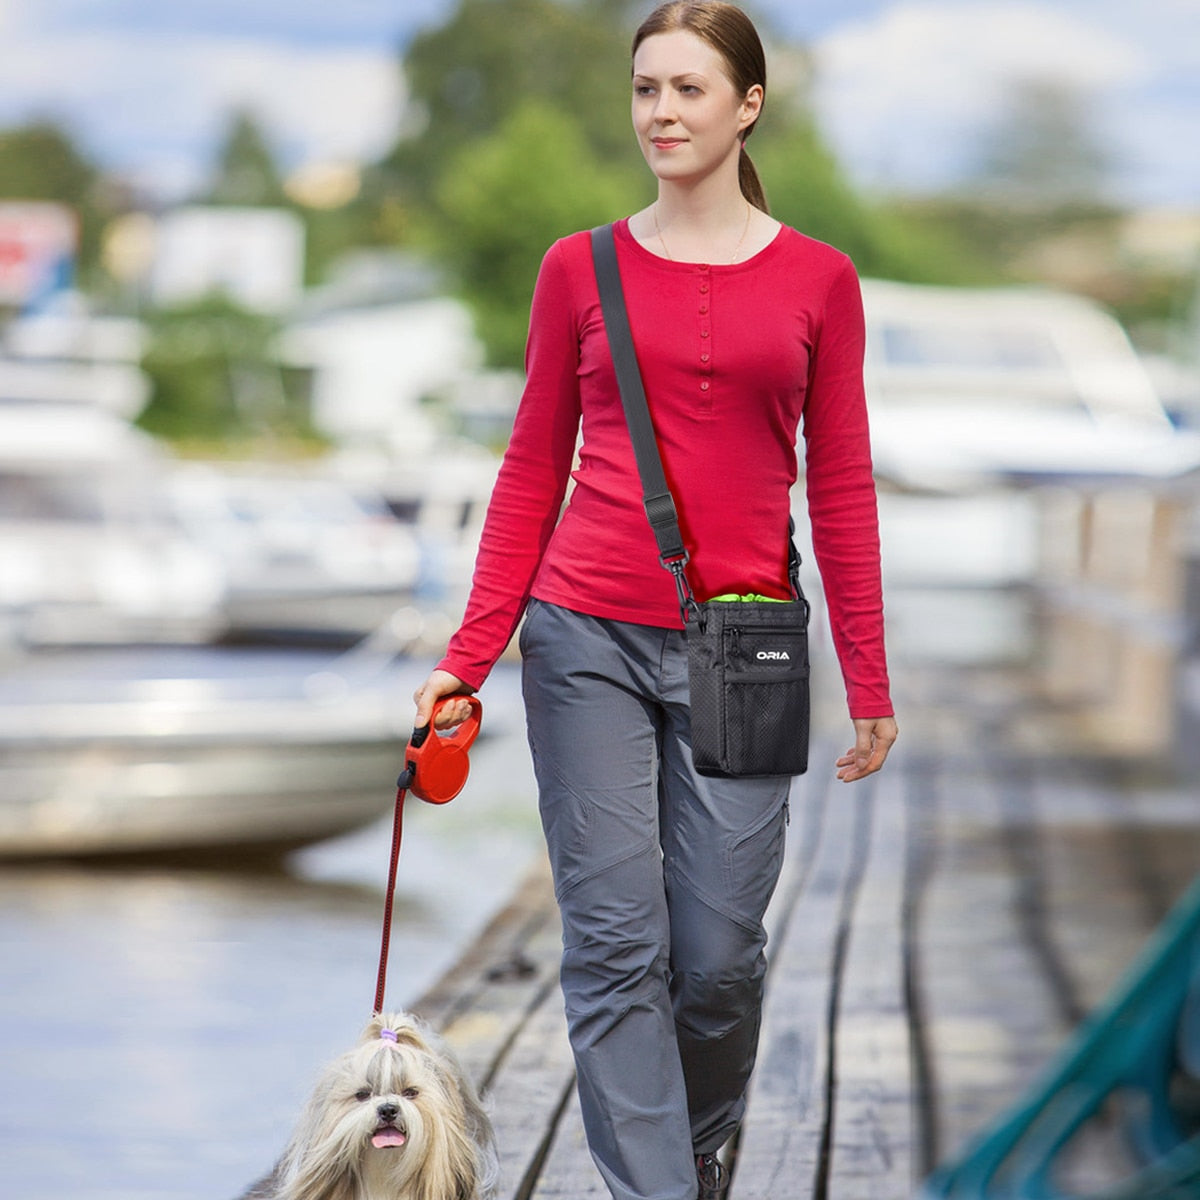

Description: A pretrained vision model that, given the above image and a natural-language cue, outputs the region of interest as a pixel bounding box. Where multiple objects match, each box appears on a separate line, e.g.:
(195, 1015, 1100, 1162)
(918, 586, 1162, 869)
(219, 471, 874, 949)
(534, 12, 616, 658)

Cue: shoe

(696, 1152, 729, 1200)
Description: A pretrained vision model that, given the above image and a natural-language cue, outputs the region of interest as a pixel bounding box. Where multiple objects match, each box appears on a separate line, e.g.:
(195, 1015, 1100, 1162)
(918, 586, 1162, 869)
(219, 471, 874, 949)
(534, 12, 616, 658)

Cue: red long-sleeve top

(438, 218, 892, 718)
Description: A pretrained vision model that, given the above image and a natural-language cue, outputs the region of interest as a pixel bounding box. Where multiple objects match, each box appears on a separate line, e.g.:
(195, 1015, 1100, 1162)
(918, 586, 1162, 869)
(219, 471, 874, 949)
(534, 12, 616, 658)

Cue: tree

(436, 101, 647, 365)
(137, 296, 315, 446)
(203, 109, 288, 207)
(756, 115, 990, 285)
(379, 0, 638, 205)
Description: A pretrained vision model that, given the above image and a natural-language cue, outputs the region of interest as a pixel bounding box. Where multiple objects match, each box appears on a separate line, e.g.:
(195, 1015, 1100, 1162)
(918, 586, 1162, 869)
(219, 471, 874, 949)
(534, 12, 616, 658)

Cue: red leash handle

(373, 697, 483, 1016)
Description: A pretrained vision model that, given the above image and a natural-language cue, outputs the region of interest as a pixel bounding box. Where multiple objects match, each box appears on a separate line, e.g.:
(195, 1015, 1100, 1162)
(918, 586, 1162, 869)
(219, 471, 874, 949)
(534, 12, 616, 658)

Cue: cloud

(13, 0, 443, 47)
(0, 25, 403, 196)
(811, 1, 1151, 194)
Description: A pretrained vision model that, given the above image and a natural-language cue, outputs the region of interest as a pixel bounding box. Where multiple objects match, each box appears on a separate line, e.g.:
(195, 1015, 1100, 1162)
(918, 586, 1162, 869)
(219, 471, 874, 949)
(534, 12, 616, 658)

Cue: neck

(654, 162, 750, 232)
(651, 178, 754, 265)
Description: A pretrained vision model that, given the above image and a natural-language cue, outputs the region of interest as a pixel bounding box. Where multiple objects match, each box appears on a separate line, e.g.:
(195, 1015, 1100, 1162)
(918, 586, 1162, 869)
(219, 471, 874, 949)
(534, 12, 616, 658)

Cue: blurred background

(1, 1, 1198, 1197)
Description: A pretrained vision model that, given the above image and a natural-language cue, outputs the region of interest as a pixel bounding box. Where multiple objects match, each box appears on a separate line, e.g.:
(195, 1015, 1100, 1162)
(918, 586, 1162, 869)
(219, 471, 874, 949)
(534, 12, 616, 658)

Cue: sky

(0, 0, 1196, 208)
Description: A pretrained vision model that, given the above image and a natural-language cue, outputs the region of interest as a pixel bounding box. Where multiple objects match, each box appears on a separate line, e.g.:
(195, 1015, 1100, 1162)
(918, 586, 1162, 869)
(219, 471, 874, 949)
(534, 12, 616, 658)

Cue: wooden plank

(527, 1089, 609, 1199)
(1000, 761, 1200, 1190)
(828, 768, 914, 1199)
(483, 981, 578, 1200)
(416, 853, 557, 1030)
(730, 767, 867, 1199)
(418, 855, 565, 1091)
(909, 757, 1066, 1166)
(1023, 767, 1155, 1021)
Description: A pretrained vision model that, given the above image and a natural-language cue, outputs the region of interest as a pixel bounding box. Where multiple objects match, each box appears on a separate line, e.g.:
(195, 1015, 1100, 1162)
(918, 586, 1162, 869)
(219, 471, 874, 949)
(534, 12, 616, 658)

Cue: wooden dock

(408, 699, 1200, 1199)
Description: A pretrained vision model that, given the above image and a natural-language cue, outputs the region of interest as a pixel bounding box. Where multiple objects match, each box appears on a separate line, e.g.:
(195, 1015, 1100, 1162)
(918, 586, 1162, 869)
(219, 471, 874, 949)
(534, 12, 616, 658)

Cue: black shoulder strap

(590, 223, 689, 570)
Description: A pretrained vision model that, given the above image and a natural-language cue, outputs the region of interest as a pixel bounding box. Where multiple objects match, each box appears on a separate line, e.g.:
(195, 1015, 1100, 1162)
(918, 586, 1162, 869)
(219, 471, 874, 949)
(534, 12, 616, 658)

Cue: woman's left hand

(836, 716, 898, 782)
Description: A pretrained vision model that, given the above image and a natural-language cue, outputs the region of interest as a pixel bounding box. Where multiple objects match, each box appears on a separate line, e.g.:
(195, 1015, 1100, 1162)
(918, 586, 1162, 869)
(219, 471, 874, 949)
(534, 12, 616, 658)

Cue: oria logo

(756, 649, 791, 661)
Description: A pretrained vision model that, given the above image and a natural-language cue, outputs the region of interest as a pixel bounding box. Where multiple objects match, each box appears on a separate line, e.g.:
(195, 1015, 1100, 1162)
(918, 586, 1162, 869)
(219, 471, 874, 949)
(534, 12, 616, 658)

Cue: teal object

(918, 873, 1200, 1199)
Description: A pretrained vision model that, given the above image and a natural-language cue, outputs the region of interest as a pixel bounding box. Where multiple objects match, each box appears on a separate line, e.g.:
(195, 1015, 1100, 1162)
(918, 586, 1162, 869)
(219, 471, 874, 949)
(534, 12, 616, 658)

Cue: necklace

(653, 202, 753, 264)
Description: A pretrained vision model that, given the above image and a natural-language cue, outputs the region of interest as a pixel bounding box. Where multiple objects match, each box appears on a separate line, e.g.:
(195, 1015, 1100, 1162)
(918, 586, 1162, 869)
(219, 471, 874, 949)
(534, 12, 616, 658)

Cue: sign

(0, 203, 77, 308)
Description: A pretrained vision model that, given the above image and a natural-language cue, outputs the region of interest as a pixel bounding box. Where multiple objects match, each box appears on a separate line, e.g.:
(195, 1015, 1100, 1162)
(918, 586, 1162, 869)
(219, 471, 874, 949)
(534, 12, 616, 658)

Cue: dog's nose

(377, 1102, 400, 1122)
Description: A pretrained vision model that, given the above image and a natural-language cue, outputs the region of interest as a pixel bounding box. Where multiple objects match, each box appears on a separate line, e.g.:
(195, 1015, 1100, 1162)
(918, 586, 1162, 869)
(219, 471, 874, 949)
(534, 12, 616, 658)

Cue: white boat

(0, 644, 433, 860)
(0, 403, 229, 649)
(860, 279, 1200, 491)
(162, 463, 423, 642)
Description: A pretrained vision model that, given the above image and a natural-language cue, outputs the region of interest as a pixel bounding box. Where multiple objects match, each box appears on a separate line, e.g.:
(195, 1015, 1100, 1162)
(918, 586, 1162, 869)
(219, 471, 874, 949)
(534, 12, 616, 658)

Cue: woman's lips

(652, 138, 685, 149)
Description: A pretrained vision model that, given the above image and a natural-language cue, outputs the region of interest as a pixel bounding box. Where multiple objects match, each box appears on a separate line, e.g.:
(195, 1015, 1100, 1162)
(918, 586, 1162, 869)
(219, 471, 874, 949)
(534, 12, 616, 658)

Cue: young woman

(413, 4, 897, 1197)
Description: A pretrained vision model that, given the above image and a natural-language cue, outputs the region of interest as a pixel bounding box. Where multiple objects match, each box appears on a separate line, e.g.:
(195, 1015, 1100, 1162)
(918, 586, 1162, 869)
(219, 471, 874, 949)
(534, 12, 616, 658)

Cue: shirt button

(699, 284, 709, 294)
(700, 381, 710, 391)
(700, 330, 710, 338)
(701, 353, 710, 363)
(699, 305, 708, 314)
(699, 264, 711, 271)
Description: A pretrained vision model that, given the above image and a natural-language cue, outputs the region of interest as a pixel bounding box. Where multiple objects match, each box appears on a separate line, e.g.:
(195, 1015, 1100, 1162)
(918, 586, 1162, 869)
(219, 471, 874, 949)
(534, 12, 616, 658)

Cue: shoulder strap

(590, 223, 689, 573)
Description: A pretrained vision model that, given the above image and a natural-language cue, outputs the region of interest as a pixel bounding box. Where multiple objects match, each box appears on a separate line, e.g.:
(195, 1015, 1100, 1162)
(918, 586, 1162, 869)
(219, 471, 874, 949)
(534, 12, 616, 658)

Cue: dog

(244, 1011, 498, 1200)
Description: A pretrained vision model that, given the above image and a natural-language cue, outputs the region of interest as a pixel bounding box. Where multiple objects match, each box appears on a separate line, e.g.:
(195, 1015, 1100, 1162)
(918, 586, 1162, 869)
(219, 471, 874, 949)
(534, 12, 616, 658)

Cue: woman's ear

(739, 84, 764, 131)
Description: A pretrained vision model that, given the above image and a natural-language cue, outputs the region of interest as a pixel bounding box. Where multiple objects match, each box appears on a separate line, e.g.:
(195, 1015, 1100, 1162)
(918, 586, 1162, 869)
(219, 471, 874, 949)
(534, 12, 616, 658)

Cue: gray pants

(519, 600, 790, 1200)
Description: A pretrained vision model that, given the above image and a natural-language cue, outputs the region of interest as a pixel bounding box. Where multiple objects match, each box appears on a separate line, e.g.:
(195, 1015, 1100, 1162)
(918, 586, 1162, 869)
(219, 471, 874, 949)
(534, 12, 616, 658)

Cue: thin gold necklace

(653, 202, 753, 264)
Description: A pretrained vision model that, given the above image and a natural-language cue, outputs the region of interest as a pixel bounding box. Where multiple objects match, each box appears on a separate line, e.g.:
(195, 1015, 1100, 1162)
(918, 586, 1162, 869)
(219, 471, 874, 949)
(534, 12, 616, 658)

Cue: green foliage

(202, 110, 288, 207)
(137, 297, 315, 446)
(435, 101, 648, 366)
(755, 116, 995, 285)
(0, 121, 96, 203)
(382, 0, 637, 205)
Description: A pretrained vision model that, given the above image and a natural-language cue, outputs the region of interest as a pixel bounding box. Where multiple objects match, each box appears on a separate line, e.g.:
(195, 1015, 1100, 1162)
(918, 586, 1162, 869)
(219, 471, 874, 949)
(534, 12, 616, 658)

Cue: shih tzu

(244, 1012, 498, 1200)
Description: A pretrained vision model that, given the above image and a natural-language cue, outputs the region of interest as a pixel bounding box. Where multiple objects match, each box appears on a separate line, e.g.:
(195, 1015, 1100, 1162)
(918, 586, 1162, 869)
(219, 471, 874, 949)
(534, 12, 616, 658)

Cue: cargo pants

(519, 599, 791, 1200)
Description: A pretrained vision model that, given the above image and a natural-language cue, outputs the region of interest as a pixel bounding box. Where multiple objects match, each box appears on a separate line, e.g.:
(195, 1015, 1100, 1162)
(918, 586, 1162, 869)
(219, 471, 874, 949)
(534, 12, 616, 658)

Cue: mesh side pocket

(721, 670, 810, 776)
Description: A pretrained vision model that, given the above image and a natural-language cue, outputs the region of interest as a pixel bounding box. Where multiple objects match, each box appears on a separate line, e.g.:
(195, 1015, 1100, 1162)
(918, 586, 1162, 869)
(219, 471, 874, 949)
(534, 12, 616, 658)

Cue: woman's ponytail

(739, 142, 769, 214)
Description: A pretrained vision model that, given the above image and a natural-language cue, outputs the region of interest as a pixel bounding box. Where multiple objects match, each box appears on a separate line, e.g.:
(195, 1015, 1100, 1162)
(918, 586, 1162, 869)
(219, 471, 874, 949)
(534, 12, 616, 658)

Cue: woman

(414, 4, 897, 1197)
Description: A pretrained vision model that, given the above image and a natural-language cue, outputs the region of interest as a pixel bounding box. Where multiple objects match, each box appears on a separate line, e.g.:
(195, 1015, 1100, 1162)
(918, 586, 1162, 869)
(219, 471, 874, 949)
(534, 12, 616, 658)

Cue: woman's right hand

(412, 669, 475, 730)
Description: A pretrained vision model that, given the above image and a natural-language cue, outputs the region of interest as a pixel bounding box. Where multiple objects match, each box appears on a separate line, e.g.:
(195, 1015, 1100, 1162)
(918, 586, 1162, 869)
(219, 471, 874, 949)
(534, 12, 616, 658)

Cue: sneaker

(696, 1152, 729, 1200)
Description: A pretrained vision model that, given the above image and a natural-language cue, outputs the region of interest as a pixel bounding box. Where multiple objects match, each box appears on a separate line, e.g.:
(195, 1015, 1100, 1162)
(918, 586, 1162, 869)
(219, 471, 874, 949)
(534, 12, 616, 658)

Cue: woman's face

(632, 28, 761, 188)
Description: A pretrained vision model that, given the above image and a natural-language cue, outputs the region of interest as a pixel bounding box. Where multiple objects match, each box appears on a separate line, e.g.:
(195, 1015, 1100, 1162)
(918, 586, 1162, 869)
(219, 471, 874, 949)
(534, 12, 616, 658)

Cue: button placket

(697, 266, 713, 406)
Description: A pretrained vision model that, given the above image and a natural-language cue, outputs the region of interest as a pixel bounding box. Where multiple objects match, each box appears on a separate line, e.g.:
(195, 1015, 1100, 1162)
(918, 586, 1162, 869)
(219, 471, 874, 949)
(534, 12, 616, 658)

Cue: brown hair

(632, 2, 769, 212)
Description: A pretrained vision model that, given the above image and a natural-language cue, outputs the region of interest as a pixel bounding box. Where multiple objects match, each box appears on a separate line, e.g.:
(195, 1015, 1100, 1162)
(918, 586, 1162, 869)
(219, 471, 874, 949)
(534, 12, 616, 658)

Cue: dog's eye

(354, 1088, 372, 1102)
(402, 1087, 419, 1099)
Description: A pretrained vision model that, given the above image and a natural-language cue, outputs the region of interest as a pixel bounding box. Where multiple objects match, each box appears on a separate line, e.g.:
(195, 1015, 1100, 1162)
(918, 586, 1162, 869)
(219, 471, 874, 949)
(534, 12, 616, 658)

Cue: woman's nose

(652, 89, 677, 123)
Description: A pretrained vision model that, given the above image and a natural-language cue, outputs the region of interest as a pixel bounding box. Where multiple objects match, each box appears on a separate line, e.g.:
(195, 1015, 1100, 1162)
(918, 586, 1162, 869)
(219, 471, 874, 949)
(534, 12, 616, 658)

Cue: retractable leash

(373, 695, 483, 1016)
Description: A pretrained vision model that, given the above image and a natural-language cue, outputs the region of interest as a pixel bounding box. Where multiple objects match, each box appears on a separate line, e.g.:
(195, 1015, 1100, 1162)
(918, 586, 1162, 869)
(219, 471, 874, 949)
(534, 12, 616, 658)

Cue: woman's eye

(402, 1087, 420, 1099)
(355, 1088, 371, 1102)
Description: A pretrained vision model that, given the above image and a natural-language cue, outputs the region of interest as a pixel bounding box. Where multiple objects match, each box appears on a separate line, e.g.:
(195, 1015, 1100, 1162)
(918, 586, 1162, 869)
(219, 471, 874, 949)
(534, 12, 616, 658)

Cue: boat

(0, 402, 229, 649)
(0, 642, 440, 860)
(162, 463, 424, 643)
(860, 278, 1200, 491)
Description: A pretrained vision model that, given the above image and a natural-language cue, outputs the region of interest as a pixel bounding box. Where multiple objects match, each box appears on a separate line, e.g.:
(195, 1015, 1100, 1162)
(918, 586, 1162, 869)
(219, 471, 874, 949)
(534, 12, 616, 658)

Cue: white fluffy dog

(245, 1012, 498, 1200)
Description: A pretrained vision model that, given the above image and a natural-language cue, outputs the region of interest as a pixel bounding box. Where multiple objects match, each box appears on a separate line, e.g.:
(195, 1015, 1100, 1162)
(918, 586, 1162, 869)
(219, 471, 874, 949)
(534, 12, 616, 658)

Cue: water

(0, 660, 543, 1200)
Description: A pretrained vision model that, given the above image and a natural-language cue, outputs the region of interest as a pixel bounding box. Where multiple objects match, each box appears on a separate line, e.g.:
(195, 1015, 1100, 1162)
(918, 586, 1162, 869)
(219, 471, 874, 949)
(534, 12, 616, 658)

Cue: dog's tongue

(372, 1127, 407, 1149)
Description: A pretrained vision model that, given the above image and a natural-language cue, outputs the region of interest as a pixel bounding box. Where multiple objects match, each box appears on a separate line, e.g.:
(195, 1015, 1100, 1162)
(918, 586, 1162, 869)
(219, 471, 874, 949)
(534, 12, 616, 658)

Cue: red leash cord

(373, 773, 410, 1016)
(372, 696, 483, 1016)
